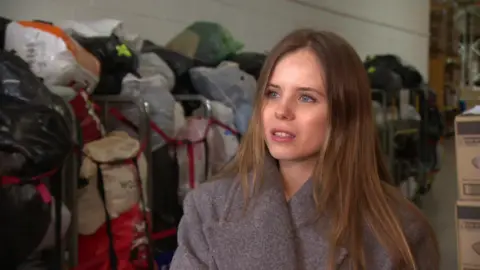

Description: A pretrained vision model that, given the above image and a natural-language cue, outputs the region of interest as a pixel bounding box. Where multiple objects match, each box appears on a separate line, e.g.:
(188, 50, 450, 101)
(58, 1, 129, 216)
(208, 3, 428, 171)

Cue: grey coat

(170, 158, 438, 270)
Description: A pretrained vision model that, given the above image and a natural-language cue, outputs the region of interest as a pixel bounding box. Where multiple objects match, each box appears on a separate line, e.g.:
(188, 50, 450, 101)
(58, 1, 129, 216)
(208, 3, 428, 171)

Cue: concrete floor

(422, 138, 457, 270)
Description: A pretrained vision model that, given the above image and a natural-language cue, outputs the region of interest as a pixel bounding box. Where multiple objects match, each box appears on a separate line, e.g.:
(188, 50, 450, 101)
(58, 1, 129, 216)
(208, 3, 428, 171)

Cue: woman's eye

(265, 90, 279, 98)
(299, 95, 316, 103)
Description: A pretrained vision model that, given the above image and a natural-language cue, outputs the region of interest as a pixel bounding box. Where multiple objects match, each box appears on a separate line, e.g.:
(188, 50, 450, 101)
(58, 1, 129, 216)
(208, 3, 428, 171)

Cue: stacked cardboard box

(456, 108, 480, 269)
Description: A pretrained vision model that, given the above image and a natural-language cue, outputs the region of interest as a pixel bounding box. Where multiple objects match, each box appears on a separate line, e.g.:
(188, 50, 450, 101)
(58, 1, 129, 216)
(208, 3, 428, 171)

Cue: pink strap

(1, 176, 52, 203)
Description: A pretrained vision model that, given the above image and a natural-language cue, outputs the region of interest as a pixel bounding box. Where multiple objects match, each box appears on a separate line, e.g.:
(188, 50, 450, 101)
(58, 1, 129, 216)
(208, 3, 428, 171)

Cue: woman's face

(262, 48, 328, 162)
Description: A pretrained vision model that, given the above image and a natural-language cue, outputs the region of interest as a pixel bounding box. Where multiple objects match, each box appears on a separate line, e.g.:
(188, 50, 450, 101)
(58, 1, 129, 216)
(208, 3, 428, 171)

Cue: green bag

(166, 21, 243, 64)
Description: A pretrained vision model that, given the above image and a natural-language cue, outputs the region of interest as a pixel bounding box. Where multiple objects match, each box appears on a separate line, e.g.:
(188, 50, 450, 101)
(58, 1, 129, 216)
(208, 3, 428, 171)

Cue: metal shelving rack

(65, 95, 153, 269)
(373, 87, 429, 203)
(456, 1, 480, 91)
(372, 89, 388, 152)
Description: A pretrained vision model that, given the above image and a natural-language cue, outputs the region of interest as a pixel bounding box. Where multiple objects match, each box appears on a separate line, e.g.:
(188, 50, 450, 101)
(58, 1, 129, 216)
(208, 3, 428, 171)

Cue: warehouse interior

(0, 0, 476, 269)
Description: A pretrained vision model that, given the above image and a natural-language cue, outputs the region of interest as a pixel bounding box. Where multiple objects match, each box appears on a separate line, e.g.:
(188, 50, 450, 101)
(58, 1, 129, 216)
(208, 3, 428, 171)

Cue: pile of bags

(2, 15, 443, 269)
(0, 17, 267, 269)
(364, 54, 444, 182)
(0, 50, 72, 269)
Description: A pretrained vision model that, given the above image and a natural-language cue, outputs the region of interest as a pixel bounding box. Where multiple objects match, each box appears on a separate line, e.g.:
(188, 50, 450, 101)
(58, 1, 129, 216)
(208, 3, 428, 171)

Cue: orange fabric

(17, 21, 101, 77)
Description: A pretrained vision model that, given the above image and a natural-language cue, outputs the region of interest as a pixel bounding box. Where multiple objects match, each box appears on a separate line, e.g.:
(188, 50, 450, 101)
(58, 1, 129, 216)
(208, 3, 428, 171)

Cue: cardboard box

(461, 90, 480, 110)
(455, 111, 480, 200)
(457, 200, 480, 269)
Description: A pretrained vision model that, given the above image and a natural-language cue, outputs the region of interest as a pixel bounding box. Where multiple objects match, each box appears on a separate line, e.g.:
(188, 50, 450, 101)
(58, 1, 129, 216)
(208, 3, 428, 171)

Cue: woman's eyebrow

(297, 87, 325, 96)
(297, 87, 318, 92)
(266, 83, 281, 89)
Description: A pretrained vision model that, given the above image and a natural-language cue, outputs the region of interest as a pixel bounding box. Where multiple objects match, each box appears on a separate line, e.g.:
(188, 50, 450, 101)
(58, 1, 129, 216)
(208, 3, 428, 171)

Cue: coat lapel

(203, 156, 297, 269)
(287, 177, 349, 269)
(203, 156, 348, 269)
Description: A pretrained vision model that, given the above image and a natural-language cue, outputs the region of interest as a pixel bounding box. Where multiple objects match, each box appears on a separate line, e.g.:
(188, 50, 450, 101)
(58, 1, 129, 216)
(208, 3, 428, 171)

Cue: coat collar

(221, 154, 318, 225)
(208, 155, 348, 269)
(256, 154, 318, 228)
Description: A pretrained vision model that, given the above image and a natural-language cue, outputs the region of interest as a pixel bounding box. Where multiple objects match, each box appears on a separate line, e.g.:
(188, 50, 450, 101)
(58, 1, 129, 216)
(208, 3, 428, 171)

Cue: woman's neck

(279, 158, 316, 199)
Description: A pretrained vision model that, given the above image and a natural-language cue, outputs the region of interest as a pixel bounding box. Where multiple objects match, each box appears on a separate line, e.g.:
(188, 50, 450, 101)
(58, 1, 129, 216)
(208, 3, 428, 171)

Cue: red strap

(95, 103, 239, 146)
(75, 86, 239, 145)
(187, 144, 195, 189)
(151, 228, 177, 241)
(0, 168, 58, 203)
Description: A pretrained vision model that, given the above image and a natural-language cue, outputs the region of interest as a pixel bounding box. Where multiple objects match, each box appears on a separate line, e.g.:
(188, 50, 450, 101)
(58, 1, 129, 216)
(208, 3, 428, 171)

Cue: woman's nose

(274, 101, 294, 120)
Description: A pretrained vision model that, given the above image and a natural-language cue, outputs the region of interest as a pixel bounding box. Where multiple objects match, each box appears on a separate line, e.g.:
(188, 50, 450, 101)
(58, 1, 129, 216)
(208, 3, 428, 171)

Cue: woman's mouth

(271, 129, 296, 142)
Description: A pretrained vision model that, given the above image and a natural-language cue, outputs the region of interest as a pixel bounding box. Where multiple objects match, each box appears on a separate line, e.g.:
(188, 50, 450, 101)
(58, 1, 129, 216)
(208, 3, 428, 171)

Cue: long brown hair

(221, 29, 437, 269)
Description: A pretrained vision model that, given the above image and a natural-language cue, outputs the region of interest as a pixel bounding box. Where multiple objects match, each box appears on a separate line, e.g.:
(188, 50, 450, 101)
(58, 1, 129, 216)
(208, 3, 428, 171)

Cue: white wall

(0, 0, 430, 77)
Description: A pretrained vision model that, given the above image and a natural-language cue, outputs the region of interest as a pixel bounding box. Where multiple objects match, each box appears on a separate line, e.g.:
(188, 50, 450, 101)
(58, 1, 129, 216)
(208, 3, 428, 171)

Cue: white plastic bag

(4, 21, 100, 92)
(193, 101, 238, 165)
(189, 61, 257, 110)
(176, 116, 238, 200)
(129, 52, 176, 91)
(176, 118, 209, 201)
(57, 19, 144, 53)
(120, 72, 177, 150)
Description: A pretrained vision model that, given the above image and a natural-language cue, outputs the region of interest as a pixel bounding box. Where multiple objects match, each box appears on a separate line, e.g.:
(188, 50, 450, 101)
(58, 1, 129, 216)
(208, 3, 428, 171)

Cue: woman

(170, 29, 440, 269)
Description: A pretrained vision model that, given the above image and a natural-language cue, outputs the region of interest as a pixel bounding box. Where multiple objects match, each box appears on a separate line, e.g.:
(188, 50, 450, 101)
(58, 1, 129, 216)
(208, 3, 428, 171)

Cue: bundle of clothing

(0, 16, 269, 268)
(0, 50, 73, 269)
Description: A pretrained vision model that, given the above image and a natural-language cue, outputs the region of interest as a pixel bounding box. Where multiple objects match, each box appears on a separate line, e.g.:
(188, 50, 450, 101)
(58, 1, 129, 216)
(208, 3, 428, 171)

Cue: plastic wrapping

(176, 117, 238, 201)
(227, 52, 267, 79)
(131, 52, 176, 90)
(142, 40, 196, 78)
(141, 40, 213, 115)
(166, 21, 243, 65)
(0, 51, 72, 177)
(120, 72, 177, 150)
(234, 102, 253, 135)
(193, 101, 238, 162)
(367, 66, 402, 97)
(75, 34, 139, 95)
(4, 21, 100, 92)
(189, 62, 257, 110)
(58, 19, 144, 53)
(0, 184, 51, 267)
(364, 54, 424, 89)
(0, 51, 73, 268)
(175, 118, 209, 200)
(0, 16, 12, 50)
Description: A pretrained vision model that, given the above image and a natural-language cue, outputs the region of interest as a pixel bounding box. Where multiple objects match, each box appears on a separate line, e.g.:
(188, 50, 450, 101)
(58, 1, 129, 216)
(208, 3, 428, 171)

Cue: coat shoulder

(394, 195, 440, 269)
(186, 176, 242, 223)
(395, 197, 436, 245)
(364, 187, 440, 269)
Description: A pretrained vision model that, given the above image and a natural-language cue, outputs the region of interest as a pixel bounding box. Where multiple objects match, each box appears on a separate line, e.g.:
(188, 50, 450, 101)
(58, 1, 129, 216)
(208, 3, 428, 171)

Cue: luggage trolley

(175, 94, 212, 118)
(151, 94, 215, 269)
(371, 89, 388, 153)
(387, 89, 424, 202)
(66, 95, 154, 269)
(92, 95, 153, 195)
(56, 99, 79, 269)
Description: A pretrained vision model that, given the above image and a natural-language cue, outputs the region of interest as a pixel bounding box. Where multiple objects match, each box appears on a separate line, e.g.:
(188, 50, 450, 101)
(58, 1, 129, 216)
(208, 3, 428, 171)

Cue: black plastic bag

(76, 34, 139, 74)
(367, 65, 402, 91)
(227, 52, 266, 80)
(142, 40, 197, 77)
(75, 34, 139, 95)
(364, 54, 404, 74)
(399, 65, 423, 89)
(364, 54, 423, 89)
(142, 40, 217, 114)
(0, 184, 52, 268)
(0, 16, 11, 51)
(0, 51, 72, 177)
